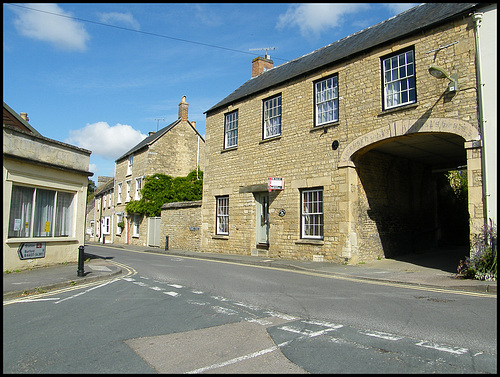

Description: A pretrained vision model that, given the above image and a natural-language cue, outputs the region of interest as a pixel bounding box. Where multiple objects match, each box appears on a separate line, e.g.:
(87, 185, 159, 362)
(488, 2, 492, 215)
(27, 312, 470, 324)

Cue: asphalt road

(3, 244, 497, 373)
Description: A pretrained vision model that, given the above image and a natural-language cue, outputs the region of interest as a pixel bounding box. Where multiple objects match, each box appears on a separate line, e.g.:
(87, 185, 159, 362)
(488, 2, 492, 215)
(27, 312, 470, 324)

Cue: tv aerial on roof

(249, 47, 276, 59)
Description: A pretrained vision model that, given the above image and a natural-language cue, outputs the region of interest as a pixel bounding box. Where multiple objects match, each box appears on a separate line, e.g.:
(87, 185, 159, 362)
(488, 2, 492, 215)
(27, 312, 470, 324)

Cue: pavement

(3, 242, 496, 300)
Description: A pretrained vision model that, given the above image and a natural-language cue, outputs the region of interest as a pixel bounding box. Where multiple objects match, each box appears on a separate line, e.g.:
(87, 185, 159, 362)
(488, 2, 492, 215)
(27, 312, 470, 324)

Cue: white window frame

(116, 213, 123, 235)
(263, 95, 281, 139)
(8, 185, 75, 239)
(125, 180, 131, 202)
(117, 183, 122, 204)
(224, 110, 238, 149)
(216, 196, 229, 235)
(103, 193, 107, 209)
(127, 155, 133, 176)
(102, 216, 111, 235)
(301, 188, 324, 239)
(133, 214, 141, 237)
(315, 75, 339, 126)
(135, 178, 142, 200)
(382, 49, 416, 110)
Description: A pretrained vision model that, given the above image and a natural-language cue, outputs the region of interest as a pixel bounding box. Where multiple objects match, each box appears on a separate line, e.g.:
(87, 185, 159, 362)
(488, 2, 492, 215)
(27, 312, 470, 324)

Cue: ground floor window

(216, 196, 229, 235)
(102, 216, 110, 235)
(133, 214, 141, 237)
(116, 213, 123, 235)
(8, 185, 75, 238)
(301, 188, 324, 239)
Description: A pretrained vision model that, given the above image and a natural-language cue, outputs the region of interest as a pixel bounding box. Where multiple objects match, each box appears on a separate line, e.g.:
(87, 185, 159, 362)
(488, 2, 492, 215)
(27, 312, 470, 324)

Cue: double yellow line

(3, 260, 137, 306)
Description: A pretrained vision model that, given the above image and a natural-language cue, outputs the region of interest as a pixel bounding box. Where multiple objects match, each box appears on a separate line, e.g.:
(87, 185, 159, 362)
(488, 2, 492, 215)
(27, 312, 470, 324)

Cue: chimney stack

(252, 56, 273, 77)
(178, 96, 188, 121)
(20, 112, 29, 122)
(148, 131, 156, 136)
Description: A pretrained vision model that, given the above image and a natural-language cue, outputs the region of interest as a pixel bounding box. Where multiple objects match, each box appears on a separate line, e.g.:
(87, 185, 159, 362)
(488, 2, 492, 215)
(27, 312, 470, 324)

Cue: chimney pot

(20, 112, 29, 122)
(178, 96, 189, 121)
(252, 56, 273, 77)
(149, 131, 156, 136)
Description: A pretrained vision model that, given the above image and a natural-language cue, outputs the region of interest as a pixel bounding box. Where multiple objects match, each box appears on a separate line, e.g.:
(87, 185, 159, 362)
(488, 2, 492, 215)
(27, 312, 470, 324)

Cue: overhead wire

(5, 3, 289, 62)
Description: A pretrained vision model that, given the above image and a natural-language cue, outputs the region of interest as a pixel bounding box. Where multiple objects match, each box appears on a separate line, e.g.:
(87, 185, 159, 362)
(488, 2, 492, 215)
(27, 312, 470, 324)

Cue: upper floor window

(382, 49, 416, 110)
(263, 95, 281, 139)
(8, 185, 74, 239)
(224, 110, 238, 149)
(301, 188, 324, 240)
(127, 155, 133, 176)
(135, 178, 142, 200)
(117, 183, 122, 204)
(125, 180, 131, 202)
(103, 193, 107, 208)
(315, 75, 339, 126)
(216, 196, 229, 235)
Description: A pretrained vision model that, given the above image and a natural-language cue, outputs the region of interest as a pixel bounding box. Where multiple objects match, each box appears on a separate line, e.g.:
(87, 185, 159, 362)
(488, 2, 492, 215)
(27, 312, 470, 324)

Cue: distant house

(3, 102, 93, 271)
(87, 176, 114, 244)
(113, 96, 205, 247)
(201, 3, 493, 264)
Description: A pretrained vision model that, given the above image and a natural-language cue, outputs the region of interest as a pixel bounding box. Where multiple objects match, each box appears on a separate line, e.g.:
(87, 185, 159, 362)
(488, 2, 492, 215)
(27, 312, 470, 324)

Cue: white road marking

(164, 291, 180, 297)
(14, 297, 60, 303)
(191, 290, 204, 294)
(360, 330, 404, 341)
(149, 286, 163, 291)
(211, 306, 238, 315)
(186, 340, 292, 374)
(168, 284, 183, 289)
(302, 320, 343, 329)
(278, 325, 340, 338)
(415, 341, 469, 355)
(133, 281, 147, 286)
(55, 279, 118, 304)
(122, 277, 135, 282)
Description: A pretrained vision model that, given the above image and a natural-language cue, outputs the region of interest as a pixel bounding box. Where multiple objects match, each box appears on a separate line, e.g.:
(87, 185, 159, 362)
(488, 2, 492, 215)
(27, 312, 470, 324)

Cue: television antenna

(249, 47, 276, 59)
(153, 118, 165, 132)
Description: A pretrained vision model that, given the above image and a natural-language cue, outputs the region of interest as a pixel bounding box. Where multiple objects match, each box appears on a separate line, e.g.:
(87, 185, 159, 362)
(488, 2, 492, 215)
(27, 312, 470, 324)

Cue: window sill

(212, 235, 229, 240)
(6, 237, 79, 244)
(295, 239, 324, 245)
(221, 146, 237, 154)
(378, 102, 418, 117)
(310, 121, 339, 133)
(259, 135, 281, 144)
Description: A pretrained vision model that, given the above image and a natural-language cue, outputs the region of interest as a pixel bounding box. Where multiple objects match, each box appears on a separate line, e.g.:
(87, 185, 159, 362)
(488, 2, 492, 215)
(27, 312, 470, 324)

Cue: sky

(3, 3, 419, 181)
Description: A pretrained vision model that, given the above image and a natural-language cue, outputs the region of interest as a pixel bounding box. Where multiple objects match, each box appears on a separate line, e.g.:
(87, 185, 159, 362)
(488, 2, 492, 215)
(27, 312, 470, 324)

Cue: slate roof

(205, 3, 483, 114)
(115, 119, 181, 162)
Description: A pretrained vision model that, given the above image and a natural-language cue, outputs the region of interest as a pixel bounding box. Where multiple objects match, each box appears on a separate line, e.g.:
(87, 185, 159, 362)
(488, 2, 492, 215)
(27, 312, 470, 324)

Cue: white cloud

(97, 11, 140, 30)
(66, 122, 147, 160)
(11, 3, 90, 51)
(276, 3, 370, 38)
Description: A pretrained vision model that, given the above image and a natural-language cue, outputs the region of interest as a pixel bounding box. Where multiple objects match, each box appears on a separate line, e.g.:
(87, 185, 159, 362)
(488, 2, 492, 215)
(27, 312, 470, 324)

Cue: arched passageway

(338, 118, 483, 270)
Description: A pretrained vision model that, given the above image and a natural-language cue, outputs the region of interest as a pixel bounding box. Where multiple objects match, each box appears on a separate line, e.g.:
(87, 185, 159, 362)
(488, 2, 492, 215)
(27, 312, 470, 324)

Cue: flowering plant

(457, 220, 497, 281)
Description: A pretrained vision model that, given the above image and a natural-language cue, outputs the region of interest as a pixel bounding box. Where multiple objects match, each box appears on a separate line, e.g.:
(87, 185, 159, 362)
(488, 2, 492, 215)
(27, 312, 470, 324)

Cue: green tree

(126, 170, 202, 217)
(87, 179, 96, 204)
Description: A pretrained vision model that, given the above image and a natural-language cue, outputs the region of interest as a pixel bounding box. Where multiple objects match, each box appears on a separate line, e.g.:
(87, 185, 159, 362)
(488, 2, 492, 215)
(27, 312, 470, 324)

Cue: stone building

(114, 96, 205, 247)
(201, 3, 492, 264)
(87, 176, 114, 244)
(3, 102, 92, 270)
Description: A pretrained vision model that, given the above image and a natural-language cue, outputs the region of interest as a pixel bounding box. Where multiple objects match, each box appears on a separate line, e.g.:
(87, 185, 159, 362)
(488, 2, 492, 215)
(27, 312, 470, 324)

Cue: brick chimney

(178, 96, 188, 121)
(20, 112, 29, 122)
(252, 56, 273, 77)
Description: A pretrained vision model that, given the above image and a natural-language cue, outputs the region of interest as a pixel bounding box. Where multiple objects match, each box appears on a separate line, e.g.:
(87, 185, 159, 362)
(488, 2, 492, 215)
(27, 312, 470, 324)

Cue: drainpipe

(196, 135, 200, 180)
(472, 11, 488, 226)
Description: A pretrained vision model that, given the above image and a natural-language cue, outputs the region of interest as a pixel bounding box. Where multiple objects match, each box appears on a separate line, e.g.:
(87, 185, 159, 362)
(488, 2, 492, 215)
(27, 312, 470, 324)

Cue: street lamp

(428, 66, 459, 92)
